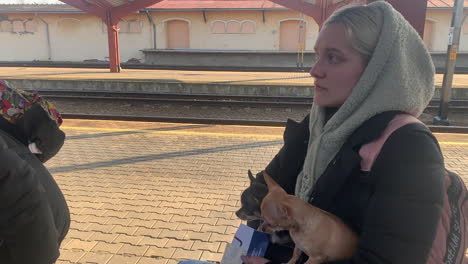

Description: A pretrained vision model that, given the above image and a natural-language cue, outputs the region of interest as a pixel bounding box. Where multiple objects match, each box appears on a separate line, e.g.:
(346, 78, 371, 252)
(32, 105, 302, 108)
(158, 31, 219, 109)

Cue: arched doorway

(423, 20, 434, 51)
(279, 20, 306, 51)
(166, 19, 189, 49)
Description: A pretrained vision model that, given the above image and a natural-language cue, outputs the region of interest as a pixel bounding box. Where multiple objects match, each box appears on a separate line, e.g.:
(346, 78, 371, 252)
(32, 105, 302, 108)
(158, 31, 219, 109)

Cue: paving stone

(173, 248, 203, 260)
(200, 224, 227, 234)
(130, 219, 157, 228)
(111, 225, 140, 235)
(137, 257, 169, 264)
(144, 246, 177, 259)
(67, 230, 94, 240)
(209, 233, 233, 243)
(75, 251, 113, 264)
(106, 216, 134, 226)
(138, 237, 169, 247)
(165, 238, 195, 249)
(91, 242, 124, 254)
(118, 244, 150, 256)
(87, 223, 115, 233)
(63, 239, 99, 251)
(87, 232, 119, 242)
(114, 234, 144, 245)
(171, 215, 196, 224)
(177, 223, 204, 232)
(134, 227, 163, 237)
(153, 221, 179, 230)
(159, 229, 188, 240)
(217, 218, 241, 228)
(193, 216, 218, 225)
(106, 254, 141, 264)
(183, 231, 211, 242)
(57, 249, 86, 263)
(191, 241, 221, 252)
(201, 251, 224, 263)
(186, 209, 211, 217)
(208, 211, 233, 219)
(148, 213, 173, 222)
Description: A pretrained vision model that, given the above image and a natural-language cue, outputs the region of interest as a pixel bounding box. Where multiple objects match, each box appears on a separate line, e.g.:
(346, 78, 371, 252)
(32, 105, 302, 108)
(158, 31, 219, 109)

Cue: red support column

(105, 12, 121, 73)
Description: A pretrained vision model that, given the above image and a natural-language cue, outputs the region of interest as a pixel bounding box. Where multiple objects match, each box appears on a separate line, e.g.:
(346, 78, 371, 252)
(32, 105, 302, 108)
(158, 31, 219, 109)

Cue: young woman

(242, 1, 466, 264)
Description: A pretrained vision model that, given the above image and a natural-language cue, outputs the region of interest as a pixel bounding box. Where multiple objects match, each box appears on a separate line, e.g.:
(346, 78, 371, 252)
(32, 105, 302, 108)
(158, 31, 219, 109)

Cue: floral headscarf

(0, 80, 62, 126)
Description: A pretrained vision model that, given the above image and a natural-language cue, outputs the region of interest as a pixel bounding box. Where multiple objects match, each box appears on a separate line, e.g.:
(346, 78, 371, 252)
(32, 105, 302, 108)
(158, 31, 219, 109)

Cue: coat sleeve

(329, 124, 445, 264)
(0, 148, 60, 264)
(261, 115, 310, 194)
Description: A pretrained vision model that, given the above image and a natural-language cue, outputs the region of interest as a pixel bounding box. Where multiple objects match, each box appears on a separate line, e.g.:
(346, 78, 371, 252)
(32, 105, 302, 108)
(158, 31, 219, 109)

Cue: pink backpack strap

(359, 113, 423, 172)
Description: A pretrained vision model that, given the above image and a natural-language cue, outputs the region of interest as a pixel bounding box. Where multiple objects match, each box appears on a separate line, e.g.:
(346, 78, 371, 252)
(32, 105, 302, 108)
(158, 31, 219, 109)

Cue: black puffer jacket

(0, 105, 70, 264)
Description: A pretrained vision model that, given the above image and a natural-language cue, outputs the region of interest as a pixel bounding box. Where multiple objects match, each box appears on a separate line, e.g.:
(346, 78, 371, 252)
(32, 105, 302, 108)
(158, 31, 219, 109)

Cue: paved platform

(1, 67, 468, 99)
(48, 119, 468, 264)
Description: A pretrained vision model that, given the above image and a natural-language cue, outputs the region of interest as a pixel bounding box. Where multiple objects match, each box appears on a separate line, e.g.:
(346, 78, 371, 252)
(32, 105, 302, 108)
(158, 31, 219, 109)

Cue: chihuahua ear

(279, 203, 292, 218)
(263, 172, 281, 191)
(248, 170, 256, 183)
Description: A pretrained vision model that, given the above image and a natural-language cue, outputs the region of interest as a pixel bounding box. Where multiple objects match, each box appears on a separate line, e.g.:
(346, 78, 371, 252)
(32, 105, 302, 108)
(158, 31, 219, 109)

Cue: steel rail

(61, 113, 468, 133)
(40, 91, 468, 110)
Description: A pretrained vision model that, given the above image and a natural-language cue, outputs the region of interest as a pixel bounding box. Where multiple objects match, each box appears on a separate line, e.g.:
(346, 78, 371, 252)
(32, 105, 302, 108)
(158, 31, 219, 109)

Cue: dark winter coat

(0, 105, 70, 264)
(257, 112, 446, 264)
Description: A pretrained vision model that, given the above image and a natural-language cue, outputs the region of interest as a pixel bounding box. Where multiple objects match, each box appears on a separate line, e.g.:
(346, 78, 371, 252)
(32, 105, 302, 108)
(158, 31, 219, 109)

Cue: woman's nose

(309, 60, 325, 79)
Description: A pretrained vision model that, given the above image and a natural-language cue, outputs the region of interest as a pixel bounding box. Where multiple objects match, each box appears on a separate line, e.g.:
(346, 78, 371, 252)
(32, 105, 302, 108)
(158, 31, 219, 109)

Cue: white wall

(3, 8, 468, 62)
(425, 9, 468, 52)
(0, 14, 49, 60)
(148, 10, 319, 51)
(0, 13, 152, 62)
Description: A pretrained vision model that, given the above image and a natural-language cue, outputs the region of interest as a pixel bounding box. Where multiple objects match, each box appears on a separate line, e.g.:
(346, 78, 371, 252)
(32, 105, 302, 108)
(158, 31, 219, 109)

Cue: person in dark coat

(0, 80, 70, 264)
(241, 2, 466, 264)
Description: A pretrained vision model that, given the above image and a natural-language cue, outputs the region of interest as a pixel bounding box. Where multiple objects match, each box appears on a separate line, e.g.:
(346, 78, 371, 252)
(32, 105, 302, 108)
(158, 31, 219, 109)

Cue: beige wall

(0, 13, 152, 62)
(2, 8, 468, 62)
(425, 9, 468, 52)
(0, 10, 320, 62)
(0, 14, 49, 61)
(151, 10, 318, 51)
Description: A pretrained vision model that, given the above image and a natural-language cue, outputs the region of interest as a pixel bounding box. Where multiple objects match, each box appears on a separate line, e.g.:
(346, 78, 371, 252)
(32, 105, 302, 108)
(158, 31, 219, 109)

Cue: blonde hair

(324, 4, 383, 63)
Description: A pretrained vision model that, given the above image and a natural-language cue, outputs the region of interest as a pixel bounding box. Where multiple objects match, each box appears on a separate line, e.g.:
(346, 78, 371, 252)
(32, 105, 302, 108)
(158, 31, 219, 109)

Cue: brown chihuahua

(260, 172, 358, 264)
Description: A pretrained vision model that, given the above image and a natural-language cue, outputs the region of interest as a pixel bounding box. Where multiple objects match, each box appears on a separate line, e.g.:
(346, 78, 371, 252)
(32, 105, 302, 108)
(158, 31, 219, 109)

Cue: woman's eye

(328, 53, 339, 63)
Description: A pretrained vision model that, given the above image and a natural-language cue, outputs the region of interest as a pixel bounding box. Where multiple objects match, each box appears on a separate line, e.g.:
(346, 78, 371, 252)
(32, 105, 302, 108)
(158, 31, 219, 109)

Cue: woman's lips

(314, 83, 326, 91)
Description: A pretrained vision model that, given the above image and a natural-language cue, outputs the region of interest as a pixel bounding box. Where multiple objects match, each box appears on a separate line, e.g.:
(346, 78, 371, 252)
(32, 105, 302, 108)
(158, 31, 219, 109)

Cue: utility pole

(433, 0, 465, 125)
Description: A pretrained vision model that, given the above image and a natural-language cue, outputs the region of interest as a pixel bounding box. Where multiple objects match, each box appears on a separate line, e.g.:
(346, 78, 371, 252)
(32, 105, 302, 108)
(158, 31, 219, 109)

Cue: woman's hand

(241, 256, 270, 264)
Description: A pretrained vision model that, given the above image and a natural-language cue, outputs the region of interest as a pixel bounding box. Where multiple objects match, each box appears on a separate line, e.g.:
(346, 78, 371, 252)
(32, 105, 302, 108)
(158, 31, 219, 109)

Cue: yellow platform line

(439, 142, 468, 145)
(62, 126, 468, 145)
(62, 126, 283, 139)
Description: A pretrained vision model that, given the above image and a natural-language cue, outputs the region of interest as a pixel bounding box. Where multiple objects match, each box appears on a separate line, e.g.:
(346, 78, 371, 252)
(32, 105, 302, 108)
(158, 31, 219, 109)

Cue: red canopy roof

(145, 0, 287, 10)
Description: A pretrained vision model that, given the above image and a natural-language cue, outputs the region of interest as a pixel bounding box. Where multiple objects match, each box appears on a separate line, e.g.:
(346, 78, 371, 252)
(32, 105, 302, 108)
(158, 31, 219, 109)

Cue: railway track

(34, 90, 467, 133)
(37, 90, 468, 110)
(61, 113, 468, 133)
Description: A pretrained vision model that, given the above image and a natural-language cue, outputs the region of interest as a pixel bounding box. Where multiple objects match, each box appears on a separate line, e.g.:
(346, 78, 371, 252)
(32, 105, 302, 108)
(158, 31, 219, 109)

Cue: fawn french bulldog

(260, 172, 358, 264)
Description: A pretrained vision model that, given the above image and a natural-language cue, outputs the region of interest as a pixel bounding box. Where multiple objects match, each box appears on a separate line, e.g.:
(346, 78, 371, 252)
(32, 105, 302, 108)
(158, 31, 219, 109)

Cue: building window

(423, 20, 434, 51)
(0, 20, 12, 32)
(25, 20, 37, 33)
(241, 21, 255, 34)
(211, 20, 225, 33)
(212, 20, 255, 34)
(226, 20, 241, 33)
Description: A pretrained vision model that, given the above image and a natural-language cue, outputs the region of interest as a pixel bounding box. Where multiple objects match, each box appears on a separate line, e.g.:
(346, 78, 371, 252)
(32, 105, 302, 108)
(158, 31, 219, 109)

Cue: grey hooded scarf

(295, 1, 435, 201)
